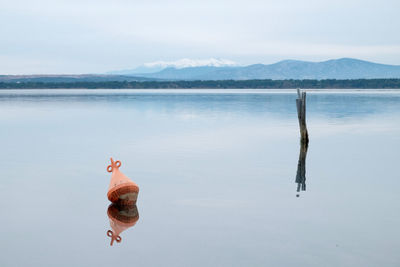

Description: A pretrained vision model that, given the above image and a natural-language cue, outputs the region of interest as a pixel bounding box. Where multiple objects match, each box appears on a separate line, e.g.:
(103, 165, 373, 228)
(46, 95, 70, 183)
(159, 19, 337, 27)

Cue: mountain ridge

(119, 58, 400, 80)
(108, 58, 239, 75)
(2, 58, 400, 82)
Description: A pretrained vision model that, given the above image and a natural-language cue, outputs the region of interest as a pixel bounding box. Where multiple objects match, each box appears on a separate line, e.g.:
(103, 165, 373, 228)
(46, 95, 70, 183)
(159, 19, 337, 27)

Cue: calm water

(0, 89, 399, 267)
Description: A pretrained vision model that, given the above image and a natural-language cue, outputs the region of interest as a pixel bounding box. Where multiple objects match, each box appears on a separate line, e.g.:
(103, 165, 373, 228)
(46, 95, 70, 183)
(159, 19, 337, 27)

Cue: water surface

(0, 89, 399, 266)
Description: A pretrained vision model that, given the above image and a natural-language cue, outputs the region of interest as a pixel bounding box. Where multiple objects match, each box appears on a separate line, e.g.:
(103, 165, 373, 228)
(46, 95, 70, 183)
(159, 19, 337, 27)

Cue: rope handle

(107, 158, 121, 173)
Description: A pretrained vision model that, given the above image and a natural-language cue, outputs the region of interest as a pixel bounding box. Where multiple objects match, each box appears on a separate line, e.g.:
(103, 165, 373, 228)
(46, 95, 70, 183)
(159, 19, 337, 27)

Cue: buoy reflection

(106, 203, 139, 246)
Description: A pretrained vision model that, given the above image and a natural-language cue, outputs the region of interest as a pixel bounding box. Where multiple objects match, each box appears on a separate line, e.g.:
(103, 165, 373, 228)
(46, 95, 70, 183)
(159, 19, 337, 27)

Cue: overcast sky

(1, 0, 399, 74)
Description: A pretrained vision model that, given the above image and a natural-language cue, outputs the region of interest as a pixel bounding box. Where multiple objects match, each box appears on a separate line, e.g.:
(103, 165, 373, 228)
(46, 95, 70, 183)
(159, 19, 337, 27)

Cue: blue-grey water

(0, 89, 399, 267)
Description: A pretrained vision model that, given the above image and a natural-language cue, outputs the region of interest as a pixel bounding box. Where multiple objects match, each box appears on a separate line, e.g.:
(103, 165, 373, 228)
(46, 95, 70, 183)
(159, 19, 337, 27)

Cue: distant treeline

(1, 79, 400, 89)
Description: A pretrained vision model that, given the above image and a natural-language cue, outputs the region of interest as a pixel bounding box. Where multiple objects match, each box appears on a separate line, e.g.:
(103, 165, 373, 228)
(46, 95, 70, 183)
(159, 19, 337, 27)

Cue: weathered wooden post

(295, 142, 308, 197)
(296, 88, 309, 144)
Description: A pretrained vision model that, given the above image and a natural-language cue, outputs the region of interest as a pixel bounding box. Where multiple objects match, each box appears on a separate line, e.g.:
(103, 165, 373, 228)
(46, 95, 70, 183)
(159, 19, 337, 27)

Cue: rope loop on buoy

(107, 158, 121, 173)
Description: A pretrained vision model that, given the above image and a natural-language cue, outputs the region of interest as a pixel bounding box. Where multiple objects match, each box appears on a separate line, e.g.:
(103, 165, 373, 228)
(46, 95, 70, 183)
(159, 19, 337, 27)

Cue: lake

(0, 89, 399, 266)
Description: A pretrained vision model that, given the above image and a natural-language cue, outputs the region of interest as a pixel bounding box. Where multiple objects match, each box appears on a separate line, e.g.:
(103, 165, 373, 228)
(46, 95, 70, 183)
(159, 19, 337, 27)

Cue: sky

(1, 0, 399, 74)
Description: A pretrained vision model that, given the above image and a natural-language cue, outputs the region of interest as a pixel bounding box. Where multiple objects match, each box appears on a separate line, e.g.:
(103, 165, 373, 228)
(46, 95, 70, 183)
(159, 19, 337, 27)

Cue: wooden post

(295, 142, 308, 197)
(296, 88, 309, 144)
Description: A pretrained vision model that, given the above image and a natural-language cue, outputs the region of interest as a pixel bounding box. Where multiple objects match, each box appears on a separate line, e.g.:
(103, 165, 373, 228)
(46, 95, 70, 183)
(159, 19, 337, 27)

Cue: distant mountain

(138, 66, 240, 80)
(119, 58, 400, 80)
(3, 58, 400, 83)
(108, 58, 239, 75)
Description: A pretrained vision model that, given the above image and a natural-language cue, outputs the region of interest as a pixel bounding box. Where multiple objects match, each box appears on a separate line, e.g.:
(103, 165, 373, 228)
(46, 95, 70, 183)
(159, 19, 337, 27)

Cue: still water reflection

(295, 143, 308, 197)
(107, 204, 139, 246)
(0, 89, 399, 267)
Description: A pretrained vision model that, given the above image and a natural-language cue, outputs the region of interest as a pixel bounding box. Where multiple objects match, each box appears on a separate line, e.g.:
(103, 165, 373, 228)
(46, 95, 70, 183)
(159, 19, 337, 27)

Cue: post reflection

(295, 142, 309, 197)
(106, 203, 139, 246)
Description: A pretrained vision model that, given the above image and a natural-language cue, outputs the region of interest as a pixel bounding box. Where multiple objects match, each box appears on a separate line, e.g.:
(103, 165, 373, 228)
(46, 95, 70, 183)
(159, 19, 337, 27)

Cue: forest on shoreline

(1, 79, 400, 89)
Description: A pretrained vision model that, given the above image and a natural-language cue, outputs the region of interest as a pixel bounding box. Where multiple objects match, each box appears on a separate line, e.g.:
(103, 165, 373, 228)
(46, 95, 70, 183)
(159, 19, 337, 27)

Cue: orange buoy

(107, 204, 139, 246)
(107, 158, 139, 205)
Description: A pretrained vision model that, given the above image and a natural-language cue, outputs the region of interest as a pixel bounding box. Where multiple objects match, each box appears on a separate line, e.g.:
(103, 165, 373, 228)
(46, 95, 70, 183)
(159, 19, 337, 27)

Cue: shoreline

(1, 79, 400, 89)
(1, 88, 400, 95)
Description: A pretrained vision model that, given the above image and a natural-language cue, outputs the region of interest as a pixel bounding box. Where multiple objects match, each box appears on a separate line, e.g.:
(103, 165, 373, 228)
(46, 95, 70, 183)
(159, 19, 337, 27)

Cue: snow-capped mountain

(108, 58, 239, 75)
(143, 58, 238, 69)
(107, 58, 400, 80)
